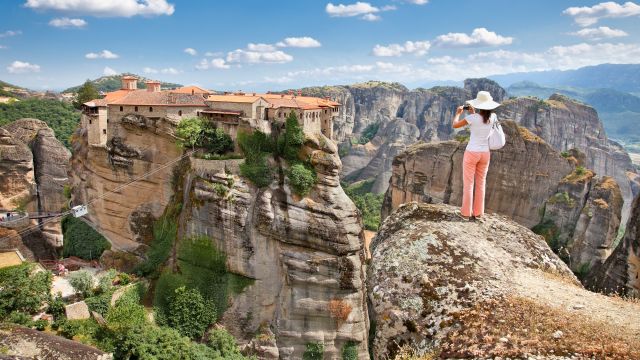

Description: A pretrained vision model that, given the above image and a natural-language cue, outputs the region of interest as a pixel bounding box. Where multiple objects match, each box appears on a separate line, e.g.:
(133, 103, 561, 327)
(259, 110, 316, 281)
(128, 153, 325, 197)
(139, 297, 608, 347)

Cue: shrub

(207, 328, 245, 358)
(342, 341, 358, 360)
(68, 270, 94, 298)
(166, 286, 216, 339)
(58, 319, 81, 339)
(48, 294, 66, 320)
(118, 273, 132, 285)
(343, 180, 384, 231)
(33, 319, 48, 331)
(279, 113, 305, 161)
(238, 130, 274, 188)
(287, 163, 317, 196)
(85, 291, 113, 317)
(153, 271, 187, 326)
(303, 342, 324, 360)
(176, 117, 206, 149)
(105, 290, 147, 334)
(97, 269, 117, 294)
(359, 122, 379, 144)
(62, 216, 111, 260)
(0, 263, 52, 319)
(7, 311, 32, 326)
(202, 126, 234, 155)
(575, 165, 586, 176)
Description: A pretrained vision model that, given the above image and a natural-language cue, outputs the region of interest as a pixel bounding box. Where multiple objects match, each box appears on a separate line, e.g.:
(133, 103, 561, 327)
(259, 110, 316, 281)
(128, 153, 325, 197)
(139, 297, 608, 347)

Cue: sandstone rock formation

(589, 193, 640, 295)
(302, 81, 635, 210)
(368, 202, 640, 359)
(71, 112, 370, 357)
(382, 121, 574, 228)
(180, 133, 369, 359)
(0, 119, 70, 258)
(537, 169, 623, 276)
(70, 116, 181, 251)
(498, 94, 634, 217)
(0, 323, 111, 360)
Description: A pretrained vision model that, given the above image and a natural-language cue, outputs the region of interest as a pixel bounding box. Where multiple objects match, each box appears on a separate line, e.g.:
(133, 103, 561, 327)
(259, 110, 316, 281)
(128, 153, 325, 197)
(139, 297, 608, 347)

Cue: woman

(452, 91, 501, 221)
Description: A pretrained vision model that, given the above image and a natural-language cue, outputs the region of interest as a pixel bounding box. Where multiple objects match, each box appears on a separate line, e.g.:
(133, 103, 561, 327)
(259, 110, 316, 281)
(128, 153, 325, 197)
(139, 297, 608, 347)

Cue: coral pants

(461, 151, 490, 217)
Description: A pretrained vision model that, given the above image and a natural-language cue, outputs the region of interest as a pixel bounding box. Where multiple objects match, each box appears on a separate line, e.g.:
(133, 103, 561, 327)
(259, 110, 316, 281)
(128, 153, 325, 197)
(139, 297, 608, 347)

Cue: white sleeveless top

(465, 113, 495, 152)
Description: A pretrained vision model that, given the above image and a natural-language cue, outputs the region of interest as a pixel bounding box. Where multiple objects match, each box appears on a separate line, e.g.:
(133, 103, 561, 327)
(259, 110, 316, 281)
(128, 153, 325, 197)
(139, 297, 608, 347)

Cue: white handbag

(488, 115, 506, 150)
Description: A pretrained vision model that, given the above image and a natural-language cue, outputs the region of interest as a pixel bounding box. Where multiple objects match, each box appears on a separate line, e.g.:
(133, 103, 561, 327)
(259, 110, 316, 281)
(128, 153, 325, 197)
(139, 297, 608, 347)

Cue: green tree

(68, 270, 94, 298)
(207, 328, 246, 358)
(73, 80, 99, 109)
(0, 263, 52, 319)
(62, 216, 111, 260)
(279, 112, 305, 160)
(287, 163, 317, 196)
(167, 286, 216, 340)
(202, 125, 234, 155)
(176, 117, 205, 149)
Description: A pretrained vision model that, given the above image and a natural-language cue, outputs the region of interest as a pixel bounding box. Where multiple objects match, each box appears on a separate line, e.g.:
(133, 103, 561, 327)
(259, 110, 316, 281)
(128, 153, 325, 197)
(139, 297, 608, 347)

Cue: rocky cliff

(71, 114, 370, 358)
(301, 80, 635, 206)
(588, 192, 640, 295)
(0, 119, 70, 258)
(381, 121, 574, 228)
(498, 94, 634, 217)
(368, 202, 640, 359)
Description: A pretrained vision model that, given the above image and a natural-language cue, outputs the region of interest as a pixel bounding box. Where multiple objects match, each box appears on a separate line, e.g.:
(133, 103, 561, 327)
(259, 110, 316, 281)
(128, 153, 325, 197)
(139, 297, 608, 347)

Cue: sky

(1, 0, 640, 91)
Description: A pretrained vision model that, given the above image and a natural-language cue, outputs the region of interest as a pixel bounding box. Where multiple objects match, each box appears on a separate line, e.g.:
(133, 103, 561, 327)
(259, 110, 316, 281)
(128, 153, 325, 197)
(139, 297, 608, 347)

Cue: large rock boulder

(0, 127, 35, 211)
(382, 121, 574, 228)
(368, 202, 640, 359)
(464, 78, 507, 102)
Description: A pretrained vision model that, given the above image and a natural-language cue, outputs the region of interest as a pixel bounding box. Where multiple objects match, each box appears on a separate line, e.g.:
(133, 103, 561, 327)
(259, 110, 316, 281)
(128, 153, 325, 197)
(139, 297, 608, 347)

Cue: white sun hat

(466, 91, 501, 110)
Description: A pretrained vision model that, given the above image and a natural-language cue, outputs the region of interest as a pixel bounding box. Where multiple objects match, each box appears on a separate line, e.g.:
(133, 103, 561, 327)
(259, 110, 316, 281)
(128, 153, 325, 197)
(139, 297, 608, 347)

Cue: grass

(562, 166, 594, 184)
(440, 295, 640, 358)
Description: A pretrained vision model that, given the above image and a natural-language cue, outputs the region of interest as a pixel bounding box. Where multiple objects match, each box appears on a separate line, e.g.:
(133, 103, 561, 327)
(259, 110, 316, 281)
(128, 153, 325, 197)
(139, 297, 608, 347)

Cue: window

(149, 107, 153, 112)
(325, 110, 328, 114)
(107, 119, 109, 123)
(178, 110, 182, 116)
(134, 106, 138, 112)
(102, 129, 106, 135)
(120, 106, 123, 112)
(89, 119, 92, 125)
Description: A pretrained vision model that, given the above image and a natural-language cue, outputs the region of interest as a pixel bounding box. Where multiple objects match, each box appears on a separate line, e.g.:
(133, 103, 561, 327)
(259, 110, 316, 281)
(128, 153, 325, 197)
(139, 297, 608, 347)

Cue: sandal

(455, 211, 471, 221)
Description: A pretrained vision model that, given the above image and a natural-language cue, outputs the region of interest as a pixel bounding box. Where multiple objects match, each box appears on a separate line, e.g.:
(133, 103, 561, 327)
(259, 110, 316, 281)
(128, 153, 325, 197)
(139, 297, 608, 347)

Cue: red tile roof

(109, 90, 208, 107)
(172, 86, 212, 95)
(83, 89, 133, 107)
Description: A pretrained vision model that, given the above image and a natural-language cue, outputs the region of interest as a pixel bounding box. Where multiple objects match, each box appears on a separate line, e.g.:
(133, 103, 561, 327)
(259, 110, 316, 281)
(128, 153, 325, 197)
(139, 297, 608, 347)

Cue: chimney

(145, 80, 161, 92)
(121, 75, 138, 90)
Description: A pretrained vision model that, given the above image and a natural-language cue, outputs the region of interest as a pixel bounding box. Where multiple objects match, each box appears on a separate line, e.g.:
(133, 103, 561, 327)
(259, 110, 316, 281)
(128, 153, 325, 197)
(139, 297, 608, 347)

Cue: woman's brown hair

(479, 109, 492, 124)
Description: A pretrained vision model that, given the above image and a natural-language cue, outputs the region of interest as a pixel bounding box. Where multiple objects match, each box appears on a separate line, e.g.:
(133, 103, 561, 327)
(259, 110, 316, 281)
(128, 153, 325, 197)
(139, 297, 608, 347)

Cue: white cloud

(564, 1, 640, 27)
(361, 13, 381, 21)
(372, 40, 430, 56)
(0, 30, 21, 38)
(184, 47, 197, 56)
(226, 49, 293, 64)
(7, 60, 41, 74)
(161, 67, 180, 74)
(325, 2, 394, 20)
(326, 2, 379, 17)
(103, 66, 117, 76)
(247, 43, 277, 52)
(276, 37, 322, 48)
(405, 0, 428, 4)
(24, 0, 175, 17)
(0, 45, 6, 49)
(434, 28, 513, 48)
(195, 58, 230, 70)
(570, 26, 628, 40)
(49, 17, 87, 28)
(85, 50, 119, 59)
(144, 66, 181, 74)
(204, 51, 222, 57)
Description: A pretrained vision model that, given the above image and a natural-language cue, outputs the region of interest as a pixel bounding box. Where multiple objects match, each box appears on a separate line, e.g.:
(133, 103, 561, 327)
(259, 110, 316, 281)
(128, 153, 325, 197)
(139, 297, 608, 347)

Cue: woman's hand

(456, 106, 464, 115)
(468, 104, 476, 114)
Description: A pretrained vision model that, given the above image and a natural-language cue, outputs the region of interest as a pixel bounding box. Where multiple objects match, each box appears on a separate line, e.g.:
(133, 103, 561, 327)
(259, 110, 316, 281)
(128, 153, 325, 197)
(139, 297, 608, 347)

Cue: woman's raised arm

(452, 106, 468, 128)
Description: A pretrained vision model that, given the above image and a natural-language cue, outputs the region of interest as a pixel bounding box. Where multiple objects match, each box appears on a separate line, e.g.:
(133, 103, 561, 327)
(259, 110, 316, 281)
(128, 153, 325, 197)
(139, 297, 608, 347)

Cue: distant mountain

(63, 73, 182, 93)
(491, 64, 640, 94)
(506, 80, 640, 142)
(0, 80, 40, 99)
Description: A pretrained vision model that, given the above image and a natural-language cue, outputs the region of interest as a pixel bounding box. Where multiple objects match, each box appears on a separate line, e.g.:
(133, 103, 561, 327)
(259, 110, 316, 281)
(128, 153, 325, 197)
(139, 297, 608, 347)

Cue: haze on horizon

(1, 0, 640, 91)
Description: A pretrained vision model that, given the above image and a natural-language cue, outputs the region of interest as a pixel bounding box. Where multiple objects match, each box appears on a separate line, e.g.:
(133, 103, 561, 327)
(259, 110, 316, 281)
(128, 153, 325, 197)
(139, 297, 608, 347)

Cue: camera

(462, 104, 471, 110)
